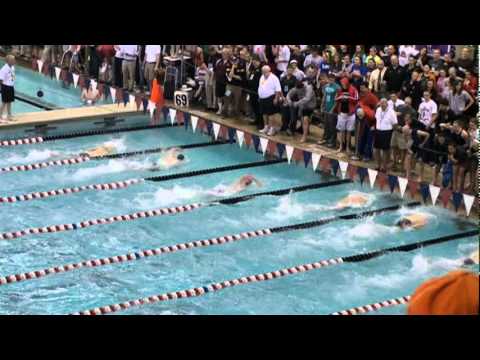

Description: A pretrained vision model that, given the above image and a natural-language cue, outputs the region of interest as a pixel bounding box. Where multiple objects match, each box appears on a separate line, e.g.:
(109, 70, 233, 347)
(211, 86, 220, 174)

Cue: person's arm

(368, 70, 375, 91)
(297, 85, 314, 107)
(463, 91, 475, 112)
(416, 129, 430, 147)
(253, 178, 263, 187)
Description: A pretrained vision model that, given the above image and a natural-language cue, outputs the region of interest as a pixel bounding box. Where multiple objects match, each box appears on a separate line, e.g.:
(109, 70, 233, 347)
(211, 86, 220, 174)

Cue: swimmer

(462, 249, 479, 266)
(395, 213, 429, 229)
(335, 193, 370, 210)
(80, 144, 117, 158)
(211, 175, 263, 196)
(147, 148, 185, 171)
(81, 84, 100, 105)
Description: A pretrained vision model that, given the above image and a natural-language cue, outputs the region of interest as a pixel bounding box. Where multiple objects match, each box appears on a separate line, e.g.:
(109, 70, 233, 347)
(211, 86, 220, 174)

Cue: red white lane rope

(0, 178, 143, 204)
(0, 136, 44, 147)
(0, 229, 272, 286)
(0, 202, 203, 241)
(330, 295, 411, 315)
(0, 155, 90, 173)
(71, 256, 344, 315)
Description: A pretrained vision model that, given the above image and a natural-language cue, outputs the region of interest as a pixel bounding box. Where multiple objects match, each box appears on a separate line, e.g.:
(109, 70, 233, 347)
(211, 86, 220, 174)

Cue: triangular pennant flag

(339, 160, 348, 179)
(420, 183, 430, 204)
(228, 127, 236, 144)
(191, 116, 199, 132)
(98, 83, 105, 97)
(37, 59, 44, 73)
(142, 97, 149, 114)
(429, 184, 441, 205)
(123, 90, 130, 106)
(347, 165, 357, 180)
(252, 135, 260, 152)
(129, 94, 135, 106)
(303, 151, 312, 168)
(169, 108, 177, 125)
(90, 79, 97, 91)
(42, 62, 50, 76)
(135, 95, 142, 111)
(440, 188, 452, 208)
(177, 111, 185, 125)
(388, 175, 398, 194)
(219, 126, 228, 140)
(55, 66, 61, 81)
(320, 157, 331, 173)
(463, 194, 475, 216)
(267, 140, 277, 156)
(148, 100, 156, 118)
(311, 153, 321, 172)
(377, 173, 388, 191)
(330, 159, 340, 177)
(48, 64, 55, 79)
(398, 177, 408, 198)
(409, 180, 419, 198)
(213, 122, 221, 140)
(206, 121, 213, 136)
(285, 145, 294, 164)
(31, 58, 38, 71)
(183, 112, 190, 130)
(244, 132, 252, 148)
(358, 167, 367, 186)
(72, 73, 79, 88)
(452, 192, 463, 212)
(162, 106, 170, 122)
(292, 148, 304, 163)
(236, 130, 244, 147)
(367, 168, 378, 189)
(259, 137, 269, 156)
(116, 88, 123, 105)
(109, 87, 117, 103)
(276, 143, 286, 159)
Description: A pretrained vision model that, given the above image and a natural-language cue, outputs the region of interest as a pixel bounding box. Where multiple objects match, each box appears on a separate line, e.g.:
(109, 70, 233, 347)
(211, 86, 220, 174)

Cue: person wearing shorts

(0, 54, 16, 122)
(334, 77, 358, 155)
(285, 79, 317, 143)
(258, 65, 282, 136)
(374, 98, 398, 172)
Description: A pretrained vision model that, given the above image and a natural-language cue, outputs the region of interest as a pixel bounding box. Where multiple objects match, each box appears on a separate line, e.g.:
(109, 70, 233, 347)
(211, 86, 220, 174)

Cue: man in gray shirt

(286, 79, 317, 142)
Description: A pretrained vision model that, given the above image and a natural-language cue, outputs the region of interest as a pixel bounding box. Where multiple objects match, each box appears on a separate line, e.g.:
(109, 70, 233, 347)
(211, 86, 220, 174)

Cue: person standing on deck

(0, 54, 16, 123)
(120, 45, 138, 92)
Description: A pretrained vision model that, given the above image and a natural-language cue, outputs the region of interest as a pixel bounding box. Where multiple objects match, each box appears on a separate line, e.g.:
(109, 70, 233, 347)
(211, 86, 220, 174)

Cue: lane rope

(330, 295, 411, 315)
(0, 158, 288, 204)
(0, 201, 432, 287)
(0, 179, 354, 241)
(70, 228, 476, 315)
(0, 141, 226, 174)
(0, 123, 179, 147)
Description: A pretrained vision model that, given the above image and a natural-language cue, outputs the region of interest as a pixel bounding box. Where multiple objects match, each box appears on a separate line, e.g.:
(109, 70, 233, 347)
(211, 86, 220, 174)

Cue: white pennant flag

(72, 73, 79, 88)
(109, 87, 117, 103)
(236, 130, 244, 147)
(339, 160, 349, 179)
(259, 137, 269, 156)
(191, 116, 199, 132)
(311, 153, 322, 172)
(367, 168, 378, 189)
(429, 184, 441, 205)
(398, 177, 408, 198)
(463, 194, 475, 216)
(37, 60, 44, 73)
(129, 95, 135, 105)
(90, 79, 97, 91)
(285, 145, 294, 164)
(169, 109, 177, 125)
(148, 100, 156, 118)
(54, 67, 61, 81)
(212, 123, 221, 140)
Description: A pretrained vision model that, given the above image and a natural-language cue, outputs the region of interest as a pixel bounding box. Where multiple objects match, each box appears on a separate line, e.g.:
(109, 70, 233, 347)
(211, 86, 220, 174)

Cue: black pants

(88, 47, 101, 80)
(249, 93, 263, 128)
(323, 112, 338, 145)
(114, 57, 123, 88)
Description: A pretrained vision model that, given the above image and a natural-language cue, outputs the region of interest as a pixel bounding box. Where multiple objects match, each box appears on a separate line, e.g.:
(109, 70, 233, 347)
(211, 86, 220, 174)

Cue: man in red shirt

(357, 82, 379, 161)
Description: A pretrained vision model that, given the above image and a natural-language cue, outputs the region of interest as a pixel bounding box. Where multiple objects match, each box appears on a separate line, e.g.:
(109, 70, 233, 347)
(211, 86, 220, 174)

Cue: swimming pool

(0, 120, 477, 315)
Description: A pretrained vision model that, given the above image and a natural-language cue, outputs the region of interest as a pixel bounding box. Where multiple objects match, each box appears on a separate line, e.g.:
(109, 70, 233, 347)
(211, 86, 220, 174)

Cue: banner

(398, 177, 408, 198)
(259, 137, 268, 156)
(367, 168, 378, 188)
(311, 153, 321, 172)
(236, 130, 244, 147)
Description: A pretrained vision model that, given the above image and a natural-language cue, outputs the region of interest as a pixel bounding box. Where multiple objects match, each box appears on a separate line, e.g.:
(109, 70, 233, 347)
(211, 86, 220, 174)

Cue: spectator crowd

(1, 44, 477, 194)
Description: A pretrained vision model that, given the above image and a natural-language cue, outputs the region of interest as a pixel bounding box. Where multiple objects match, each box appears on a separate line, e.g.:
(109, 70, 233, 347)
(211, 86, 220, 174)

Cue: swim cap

(243, 175, 254, 185)
(37, 90, 44, 97)
(177, 154, 185, 161)
(407, 270, 479, 315)
(395, 218, 412, 228)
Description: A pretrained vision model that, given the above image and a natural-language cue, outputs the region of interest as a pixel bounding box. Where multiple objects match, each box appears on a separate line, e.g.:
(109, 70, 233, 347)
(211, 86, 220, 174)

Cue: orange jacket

(150, 79, 165, 107)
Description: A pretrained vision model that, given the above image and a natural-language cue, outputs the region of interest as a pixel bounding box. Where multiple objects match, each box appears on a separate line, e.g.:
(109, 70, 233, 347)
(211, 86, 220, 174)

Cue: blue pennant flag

(123, 90, 129, 106)
(452, 192, 463, 212)
(67, 71, 74, 84)
(104, 85, 110, 100)
(277, 143, 286, 159)
(358, 167, 367, 186)
(49, 64, 55, 79)
(420, 182, 430, 203)
(330, 159, 339, 177)
(142, 98, 148, 114)
(206, 121, 213, 136)
(303, 151, 312, 168)
(252, 135, 260, 152)
(183, 112, 190, 130)
(388, 175, 398, 193)
(228, 128, 236, 144)
(162, 107, 169, 122)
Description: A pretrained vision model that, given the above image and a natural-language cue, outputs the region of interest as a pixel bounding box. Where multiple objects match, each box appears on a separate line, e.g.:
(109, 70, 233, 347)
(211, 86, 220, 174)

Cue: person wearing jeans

(356, 106, 375, 161)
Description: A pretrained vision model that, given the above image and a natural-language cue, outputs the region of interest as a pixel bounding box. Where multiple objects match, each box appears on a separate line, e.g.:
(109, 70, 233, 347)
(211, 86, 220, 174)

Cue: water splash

(69, 158, 151, 181)
(135, 184, 206, 208)
(4, 149, 62, 165)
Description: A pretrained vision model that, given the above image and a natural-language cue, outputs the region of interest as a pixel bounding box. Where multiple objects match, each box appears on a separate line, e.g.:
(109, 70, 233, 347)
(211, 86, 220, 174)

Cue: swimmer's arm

(253, 179, 263, 187)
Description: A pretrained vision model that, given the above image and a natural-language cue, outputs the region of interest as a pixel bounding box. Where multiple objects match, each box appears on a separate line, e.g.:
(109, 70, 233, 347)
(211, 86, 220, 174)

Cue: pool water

(0, 123, 477, 315)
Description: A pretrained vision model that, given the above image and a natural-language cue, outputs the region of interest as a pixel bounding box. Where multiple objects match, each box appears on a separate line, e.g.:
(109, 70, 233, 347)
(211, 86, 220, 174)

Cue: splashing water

(69, 158, 151, 181)
(4, 149, 63, 165)
(135, 184, 206, 208)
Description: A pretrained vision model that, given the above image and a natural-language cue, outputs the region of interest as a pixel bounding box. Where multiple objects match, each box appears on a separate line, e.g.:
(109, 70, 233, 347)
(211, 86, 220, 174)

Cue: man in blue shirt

(318, 73, 340, 147)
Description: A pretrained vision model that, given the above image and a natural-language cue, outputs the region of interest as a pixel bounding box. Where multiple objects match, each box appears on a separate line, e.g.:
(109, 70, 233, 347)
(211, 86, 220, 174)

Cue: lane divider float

(70, 228, 476, 315)
(331, 295, 411, 315)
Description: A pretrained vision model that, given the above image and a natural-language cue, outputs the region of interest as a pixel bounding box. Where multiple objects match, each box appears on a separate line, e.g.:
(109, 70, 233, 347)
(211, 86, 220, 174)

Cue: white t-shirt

(258, 73, 281, 99)
(398, 45, 419, 67)
(418, 99, 438, 128)
(387, 98, 405, 111)
(0, 64, 15, 86)
(120, 45, 138, 60)
(145, 45, 161, 63)
(375, 107, 398, 130)
(276, 46, 291, 73)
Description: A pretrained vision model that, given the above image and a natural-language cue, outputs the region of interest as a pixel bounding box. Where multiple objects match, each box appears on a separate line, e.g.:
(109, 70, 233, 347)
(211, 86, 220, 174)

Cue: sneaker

(259, 126, 270, 134)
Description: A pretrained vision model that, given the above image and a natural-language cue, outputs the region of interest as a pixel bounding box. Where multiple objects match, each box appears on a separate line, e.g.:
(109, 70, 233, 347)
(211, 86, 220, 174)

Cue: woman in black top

(440, 120, 469, 191)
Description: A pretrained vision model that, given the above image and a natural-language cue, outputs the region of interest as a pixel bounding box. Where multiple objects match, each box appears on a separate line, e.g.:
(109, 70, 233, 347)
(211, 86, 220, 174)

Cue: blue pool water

(0, 122, 477, 315)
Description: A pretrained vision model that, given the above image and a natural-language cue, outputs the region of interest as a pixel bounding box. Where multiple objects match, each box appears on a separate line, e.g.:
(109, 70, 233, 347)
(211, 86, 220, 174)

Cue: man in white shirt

(0, 55, 16, 122)
(144, 45, 161, 91)
(398, 45, 419, 67)
(387, 92, 405, 113)
(374, 98, 398, 172)
(258, 65, 282, 136)
(120, 45, 138, 92)
(418, 91, 438, 130)
(275, 45, 290, 76)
